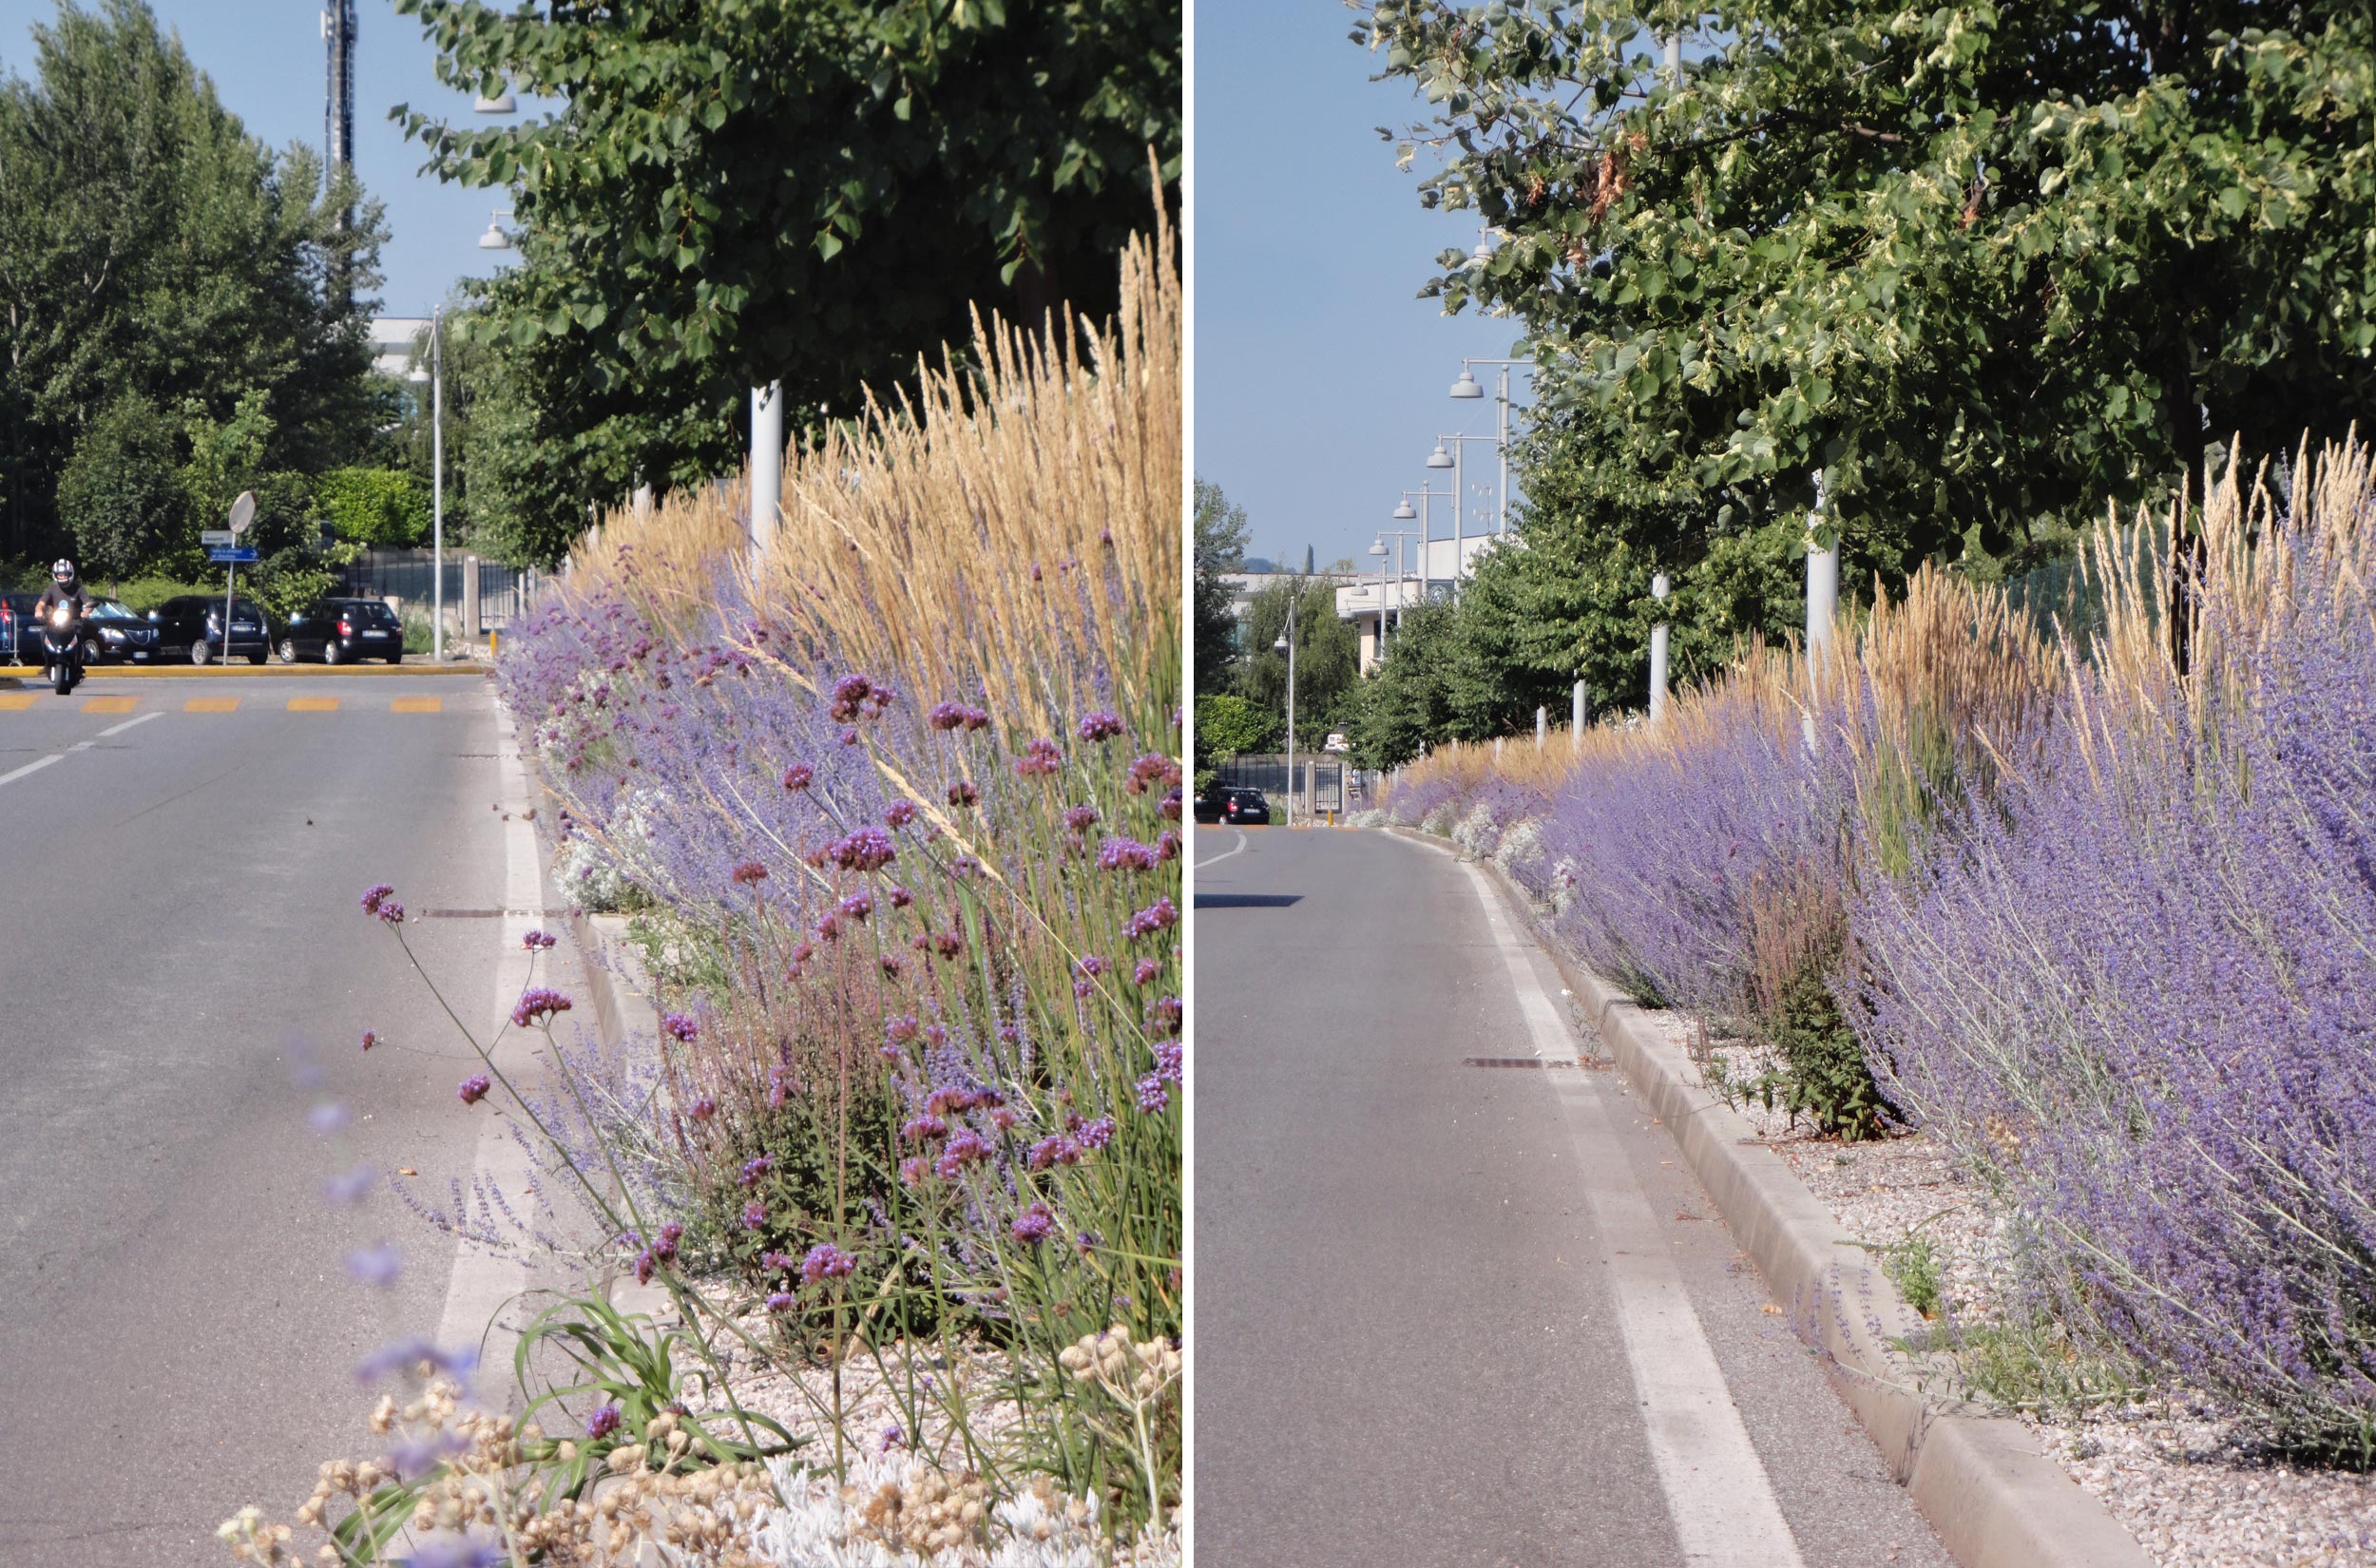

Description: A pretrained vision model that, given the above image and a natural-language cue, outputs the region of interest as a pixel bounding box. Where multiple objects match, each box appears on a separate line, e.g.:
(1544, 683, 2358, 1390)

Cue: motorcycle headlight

(49, 606, 68, 627)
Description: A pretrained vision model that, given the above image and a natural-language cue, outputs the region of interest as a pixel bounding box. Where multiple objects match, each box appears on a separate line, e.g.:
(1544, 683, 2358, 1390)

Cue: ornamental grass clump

(1849, 438, 2376, 1459)
(486, 223, 1182, 1528)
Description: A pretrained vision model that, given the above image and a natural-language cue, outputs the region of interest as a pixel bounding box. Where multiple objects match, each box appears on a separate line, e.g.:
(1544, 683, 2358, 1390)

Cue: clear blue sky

(1194, 0, 1532, 572)
(0, 0, 541, 317)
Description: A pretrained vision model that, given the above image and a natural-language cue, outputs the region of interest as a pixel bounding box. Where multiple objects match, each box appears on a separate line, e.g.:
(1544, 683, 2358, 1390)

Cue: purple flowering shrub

(495, 551, 1183, 1505)
(1849, 517, 2376, 1457)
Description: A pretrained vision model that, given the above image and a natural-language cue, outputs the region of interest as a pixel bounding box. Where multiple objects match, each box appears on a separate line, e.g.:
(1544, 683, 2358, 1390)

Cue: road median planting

(1373, 435, 2376, 1568)
(221, 227, 1182, 1568)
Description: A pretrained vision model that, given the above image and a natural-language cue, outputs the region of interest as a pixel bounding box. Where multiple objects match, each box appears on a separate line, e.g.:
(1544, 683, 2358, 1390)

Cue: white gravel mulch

(1650, 1021, 2376, 1568)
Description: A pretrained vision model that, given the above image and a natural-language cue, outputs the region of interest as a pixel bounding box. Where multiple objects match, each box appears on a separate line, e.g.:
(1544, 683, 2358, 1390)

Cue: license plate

(361, 629, 390, 639)
(232, 622, 256, 632)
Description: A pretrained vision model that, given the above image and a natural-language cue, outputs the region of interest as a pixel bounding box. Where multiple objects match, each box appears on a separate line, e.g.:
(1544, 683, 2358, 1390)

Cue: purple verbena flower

(457, 1074, 492, 1105)
(801, 1243, 857, 1283)
(511, 987, 572, 1027)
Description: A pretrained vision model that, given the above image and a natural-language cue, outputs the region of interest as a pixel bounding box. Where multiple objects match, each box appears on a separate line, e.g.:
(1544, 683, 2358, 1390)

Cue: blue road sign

(207, 546, 259, 564)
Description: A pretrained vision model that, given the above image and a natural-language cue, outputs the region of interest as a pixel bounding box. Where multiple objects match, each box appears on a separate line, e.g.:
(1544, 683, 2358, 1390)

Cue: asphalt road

(1194, 825, 1956, 1568)
(0, 673, 558, 1566)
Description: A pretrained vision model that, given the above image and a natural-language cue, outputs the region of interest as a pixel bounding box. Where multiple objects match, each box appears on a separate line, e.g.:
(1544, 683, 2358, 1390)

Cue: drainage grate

(1464, 1060, 1616, 1074)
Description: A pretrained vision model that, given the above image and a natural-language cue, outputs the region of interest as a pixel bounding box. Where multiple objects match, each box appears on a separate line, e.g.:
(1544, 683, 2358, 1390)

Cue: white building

(367, 316, 431, 380)
(1339, 532, 1500, 671)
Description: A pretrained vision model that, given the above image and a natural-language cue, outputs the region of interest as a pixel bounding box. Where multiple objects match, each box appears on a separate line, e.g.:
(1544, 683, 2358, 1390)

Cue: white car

(1323, 733, 1351, 754)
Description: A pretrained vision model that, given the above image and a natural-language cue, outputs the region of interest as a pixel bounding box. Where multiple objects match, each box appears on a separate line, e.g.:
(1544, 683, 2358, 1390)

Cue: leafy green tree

(1193, 477, 1249, 692)
(1364, 0, 2376, 650)
(1235, 578, 1360, 740)
(178, 391, 273, 555)
(1347, 599, 1457, 770)
(0, 0, 387, 564)
(1193, 691, 1276, 768)
(392, 0, 1181, 561)
(54, 391, 177, 590)
(316, 467, 431, 548)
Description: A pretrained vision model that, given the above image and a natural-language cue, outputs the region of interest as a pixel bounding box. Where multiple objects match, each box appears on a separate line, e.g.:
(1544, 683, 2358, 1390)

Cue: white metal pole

(750, 381, 783, 558)
(1536, 705, 1547, 747)
(1572, 679, 1587, 750)
(1284, 610, 1296, 828)
(1453, 435, 1465, 589)
(1497, 365, 1510, 535)
(431, 307, 444, 664)
(1649, 571, 1672, 724)
(1806, 468, 1838, 661)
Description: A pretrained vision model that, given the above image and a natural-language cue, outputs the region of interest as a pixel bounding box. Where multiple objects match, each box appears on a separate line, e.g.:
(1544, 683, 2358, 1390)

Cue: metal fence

(334, 548, 554, 631)
(1216, 755, 1348, 815)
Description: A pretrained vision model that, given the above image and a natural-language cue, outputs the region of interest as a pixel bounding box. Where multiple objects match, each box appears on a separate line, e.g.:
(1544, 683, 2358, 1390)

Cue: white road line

(433, 712, 547, 1386)
(0, 710, 164, 789)
(0, 754, 62, 789)
(1462, 861, 1807, 1568)
(1195, 829, 1248, 870)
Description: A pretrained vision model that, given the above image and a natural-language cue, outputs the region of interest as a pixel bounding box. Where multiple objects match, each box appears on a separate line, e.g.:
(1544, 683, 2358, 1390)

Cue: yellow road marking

(0, 694, 34, 711)
(391, 696, 441, 714)
(288, 697, 339, 712)
(82, 696, 136, 714)
(184, 697, 240, 713)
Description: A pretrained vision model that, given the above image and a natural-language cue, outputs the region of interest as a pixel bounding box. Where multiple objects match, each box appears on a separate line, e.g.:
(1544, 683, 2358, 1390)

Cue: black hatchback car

(278, 597, 403, 663)
(1217, 787, 1272, 826)
(148, 595, 270, 663)
(87, 597, 161, 662)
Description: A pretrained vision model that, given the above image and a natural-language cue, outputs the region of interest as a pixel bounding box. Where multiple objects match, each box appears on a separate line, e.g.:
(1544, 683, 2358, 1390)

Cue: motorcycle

(40, 602, 84, 696)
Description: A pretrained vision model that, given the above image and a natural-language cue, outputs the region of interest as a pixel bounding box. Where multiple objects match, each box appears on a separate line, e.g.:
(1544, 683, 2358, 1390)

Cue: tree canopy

(1361, 0, 2376, 686)
(393, 0, 1182, 563)
(0, 0, 386, 570)
(1193, 477, 1249, 692)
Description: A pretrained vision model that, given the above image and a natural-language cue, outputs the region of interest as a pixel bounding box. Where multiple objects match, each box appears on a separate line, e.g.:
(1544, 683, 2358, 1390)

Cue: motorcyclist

(33, 559, 90, 623)
(31, 559, 89, 679)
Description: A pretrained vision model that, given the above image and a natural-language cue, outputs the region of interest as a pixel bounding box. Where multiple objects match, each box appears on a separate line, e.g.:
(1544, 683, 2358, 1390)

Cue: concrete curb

(504, 713, 673, 1319)
(1384, 822, 2151, 1568)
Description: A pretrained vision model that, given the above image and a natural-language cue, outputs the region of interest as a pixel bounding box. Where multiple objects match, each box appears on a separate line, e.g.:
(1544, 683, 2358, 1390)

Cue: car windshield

(88, 600, 138, 621)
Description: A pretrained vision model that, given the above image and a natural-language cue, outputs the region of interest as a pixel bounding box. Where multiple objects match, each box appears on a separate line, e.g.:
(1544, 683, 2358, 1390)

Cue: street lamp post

(1368, 537, 1390, 670)
(1391, 486, 1451, 604)
(1274, 615, 1296, 829)
(408, 309, 447, 662)
(1376, 526, 1425, 636)
(1428, 432, 1499, 589)
(1449, 356, 1537, 535)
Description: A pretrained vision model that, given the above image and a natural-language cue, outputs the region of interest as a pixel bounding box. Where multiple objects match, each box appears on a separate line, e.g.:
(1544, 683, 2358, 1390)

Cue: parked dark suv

(278, 597, 403, 664)
(148, 595, 270, 664)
